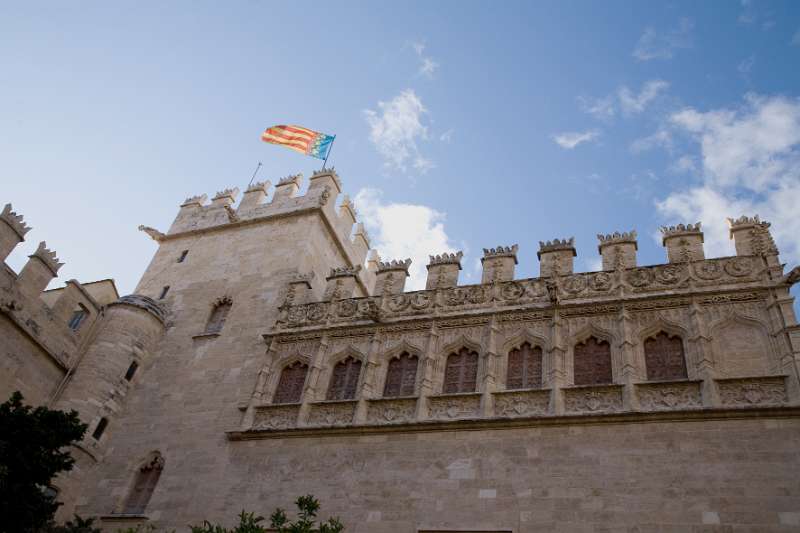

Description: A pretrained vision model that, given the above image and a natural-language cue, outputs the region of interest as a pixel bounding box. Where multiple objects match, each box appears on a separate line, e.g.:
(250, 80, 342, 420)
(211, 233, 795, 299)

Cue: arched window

(507, 343, 543, 390)
(68, 303, 89, 331)
(644, 332, 688, 381)
(273, 361, 309, 404)
(383, 352, 418, 397)
(574, 336, 612, 386)
(205, 298, 232, 334)
(91, 417, 108, 440)
(327, 356, 362, 400)
(123, 452, 164, 515)
(443, 347, 479, 394)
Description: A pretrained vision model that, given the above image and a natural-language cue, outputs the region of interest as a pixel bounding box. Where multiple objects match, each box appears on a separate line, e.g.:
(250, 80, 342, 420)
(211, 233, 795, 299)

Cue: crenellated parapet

(323, 265, 362, 301)
(211, 188, 239, 206)
(538, 238, 576, 277)
(0, 203, 32, 261)
(597, 230, 637, 271)
(661, 222, 704, 263)
(481, 245, 518, 283)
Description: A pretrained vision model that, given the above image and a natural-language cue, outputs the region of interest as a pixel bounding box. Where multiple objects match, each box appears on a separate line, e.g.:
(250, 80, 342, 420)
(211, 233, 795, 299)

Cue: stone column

(687, 299, 718, 407)
(416, 323, 440, 420)
(354, 331, 383, 424)
(618, 304, 639, 410)
(548, 308, 567, 415)
(481, 315, 501, 417)
(298, 335, 329, 425)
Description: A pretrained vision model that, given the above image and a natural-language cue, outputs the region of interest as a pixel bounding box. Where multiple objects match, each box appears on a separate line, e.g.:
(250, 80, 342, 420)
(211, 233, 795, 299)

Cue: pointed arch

(273, 360, 309, 404)
(438, 335, 483, 361)
(710, 313, 774, 377)
(326, 354, 363, 400)
(122, 451, 164, 515)
(205, 296, 232, 334)
(502, 328, 549, 355)
(442, 346, 480, 394)
(573, 335, 613, 386)
(570, 322, 615, 347)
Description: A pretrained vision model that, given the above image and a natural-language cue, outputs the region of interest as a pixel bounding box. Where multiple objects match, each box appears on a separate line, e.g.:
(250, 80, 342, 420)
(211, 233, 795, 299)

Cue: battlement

(537, 237, 576, 256)
(597, 230, 637, 248)
(1, 203, 32, 239)
(377, 258, 412, 273)
(428, 251, 464, 267)
(660, 222, 702, 242)
(482, 244, 518, 262)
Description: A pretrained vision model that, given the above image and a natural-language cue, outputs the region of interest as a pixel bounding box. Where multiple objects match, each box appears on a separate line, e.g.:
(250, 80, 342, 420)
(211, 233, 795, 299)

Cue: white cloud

(631, 128, 672, 153)
(578, 95, 616, 121)
(552, 129, 600, 149)
(618, 80, 670, 114)
(355, 188, 458, 291)
(410, 40, 439, 78)
(364, 89, 431, 173)
(633, 18, 693, 61)
(670, 155, 698, 174)
(657, 95, 800, 264)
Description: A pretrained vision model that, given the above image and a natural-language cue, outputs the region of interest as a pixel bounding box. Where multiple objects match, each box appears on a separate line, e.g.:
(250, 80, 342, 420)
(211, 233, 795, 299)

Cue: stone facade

(3, 169, 800, 532)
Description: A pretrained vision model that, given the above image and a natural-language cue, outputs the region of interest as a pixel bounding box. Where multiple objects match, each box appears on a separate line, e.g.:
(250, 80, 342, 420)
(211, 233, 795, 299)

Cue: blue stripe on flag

(308, 134, 334, 160)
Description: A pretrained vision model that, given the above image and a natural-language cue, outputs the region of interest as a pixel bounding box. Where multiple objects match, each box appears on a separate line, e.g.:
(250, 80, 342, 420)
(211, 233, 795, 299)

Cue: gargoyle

(138, 225, 165, 242)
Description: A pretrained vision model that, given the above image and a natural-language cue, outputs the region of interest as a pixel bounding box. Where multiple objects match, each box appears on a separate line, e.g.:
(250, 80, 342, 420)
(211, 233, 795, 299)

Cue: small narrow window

(123, 452, 164, 515)
(158, 286, 170, 299)
(68, 304, 89, 331)
(124, 360, 139, 381)
(274, 361, 309, 404)
(205, 298, 232, 334)
(177, 250, 188, 263)
(92, 417, 108, 440)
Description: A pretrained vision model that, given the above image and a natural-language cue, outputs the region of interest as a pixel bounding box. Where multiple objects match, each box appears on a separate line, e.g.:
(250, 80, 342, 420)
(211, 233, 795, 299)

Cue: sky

(2, 1, 800, 307)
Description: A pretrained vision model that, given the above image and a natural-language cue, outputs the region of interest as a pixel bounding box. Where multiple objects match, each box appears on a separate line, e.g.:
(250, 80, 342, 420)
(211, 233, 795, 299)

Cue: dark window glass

(273, 362, 309, 404)
(68, 304, 89, 331)
(443, 348, 479, 394)
(124, 361, 139, 381)
(158, 286, 170, 300)
(644, 332, 688, 381)
(573, 337, 612, 386)
(383, 352, 418, 397)
(327, 356, 362, 400)
(507, 343, 543, 390)
(177, 250, 188, 263)
(123, 454, 164, 515)
(92, 417, 108, 440)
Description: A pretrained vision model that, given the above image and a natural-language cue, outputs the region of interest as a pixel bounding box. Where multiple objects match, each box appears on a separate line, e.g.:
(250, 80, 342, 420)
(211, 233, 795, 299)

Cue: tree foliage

(0, 391, 88, 533)
(189, 496, 343, 533)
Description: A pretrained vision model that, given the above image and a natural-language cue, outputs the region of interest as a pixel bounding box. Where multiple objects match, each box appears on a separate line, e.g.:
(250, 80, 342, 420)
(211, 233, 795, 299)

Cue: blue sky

(2, 1, 800, 302)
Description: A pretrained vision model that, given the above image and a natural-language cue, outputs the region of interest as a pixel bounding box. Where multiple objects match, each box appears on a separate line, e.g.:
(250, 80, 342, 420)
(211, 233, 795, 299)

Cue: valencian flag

(260, 125, 335, 160)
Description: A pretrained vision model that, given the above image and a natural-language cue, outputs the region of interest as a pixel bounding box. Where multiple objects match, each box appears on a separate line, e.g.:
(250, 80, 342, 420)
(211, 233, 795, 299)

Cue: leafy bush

(0, 391, 87, 533)
(189, 496, 343, 533)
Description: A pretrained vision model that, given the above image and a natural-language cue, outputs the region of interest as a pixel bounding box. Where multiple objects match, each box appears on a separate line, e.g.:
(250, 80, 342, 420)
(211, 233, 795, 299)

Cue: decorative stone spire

(597, 230, 637, 271)
(30, 241, 64, 276)
(181, 193, 207, 208)
(727, 215, 778, 257)
(660, 222, 704, 263)
(211, 187, 239, 206)
(375, 259, 412, 296)
(426, 251, 463, 290)
(538, 238, 576, 277)
(481, 245, 518, 283)
(323, 265, 361, 301)
(0, 204, 31, 261)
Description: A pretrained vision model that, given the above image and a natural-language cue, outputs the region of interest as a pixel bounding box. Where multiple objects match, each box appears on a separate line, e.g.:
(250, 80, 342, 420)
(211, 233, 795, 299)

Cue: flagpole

(321, 135, 336, 169)
(248, 161, 263, 187)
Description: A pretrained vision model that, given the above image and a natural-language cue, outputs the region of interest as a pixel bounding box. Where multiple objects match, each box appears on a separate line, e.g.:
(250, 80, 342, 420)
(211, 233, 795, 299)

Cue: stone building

(2, 169, 800, 532)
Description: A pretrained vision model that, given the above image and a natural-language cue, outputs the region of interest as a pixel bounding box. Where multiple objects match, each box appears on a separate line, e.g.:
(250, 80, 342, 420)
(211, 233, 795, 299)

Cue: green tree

(0, 391, 87, 533)
(270, 495, 343, 533)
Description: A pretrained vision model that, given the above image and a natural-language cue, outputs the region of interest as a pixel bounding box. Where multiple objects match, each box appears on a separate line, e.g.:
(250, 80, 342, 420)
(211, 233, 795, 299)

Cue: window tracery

(573, 336, 612, 386)
(443, 347, 479, 394)
(383, 352, 418, 397)
(506, 342, 543, 390)
(327, 356, 362, 400)
(644, 332, 687, 381)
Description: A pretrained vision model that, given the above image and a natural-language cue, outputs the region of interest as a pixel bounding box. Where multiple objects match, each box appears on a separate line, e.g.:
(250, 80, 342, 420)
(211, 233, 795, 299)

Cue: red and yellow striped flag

(260, 125, 335, 160)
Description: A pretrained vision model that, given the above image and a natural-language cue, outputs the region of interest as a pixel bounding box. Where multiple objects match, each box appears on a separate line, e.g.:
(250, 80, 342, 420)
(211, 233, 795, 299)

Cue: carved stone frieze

(724, 257, 754, 277)
(252, 404, 300, 430)
(307, 401, 357, 427)
(366, 397, 418, 424)
(636, 381, 702, 411)
(717, 376, 787, 407)
(493, 389, 550, 417)
(428, 393, 482, 420)
(563, 385, 624, 414)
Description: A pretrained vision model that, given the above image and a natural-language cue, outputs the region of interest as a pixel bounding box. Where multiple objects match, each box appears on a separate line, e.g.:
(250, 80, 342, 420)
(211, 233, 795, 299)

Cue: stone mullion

(354, 331, 382, 424)
(618, 305, 639, 410)
(415, 323, 439, 421)
(241, 337, 278, 429)
(687, 300, 718, 407)
(298, 335, 329, 426)
(480, 315, 500, 417)
(548, 309, 567, 415)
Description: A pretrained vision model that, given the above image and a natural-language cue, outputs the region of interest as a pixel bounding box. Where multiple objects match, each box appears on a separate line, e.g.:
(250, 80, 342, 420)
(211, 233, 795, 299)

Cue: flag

(260, 125, 335, 160)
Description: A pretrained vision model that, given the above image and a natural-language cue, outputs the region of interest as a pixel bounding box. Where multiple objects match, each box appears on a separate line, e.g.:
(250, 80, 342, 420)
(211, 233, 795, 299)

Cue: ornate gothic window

(443, 347, 479, 394)
(273, 361, 308, 404)
(327, 356, 362, 401)
(383, 352, 418, 397)
(506, 343, 543, 390)
(644, 332, 687, 381)
(573, 336, 612, 386)
(205, 297, 232, 334)
(122, 452, 164, 515)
